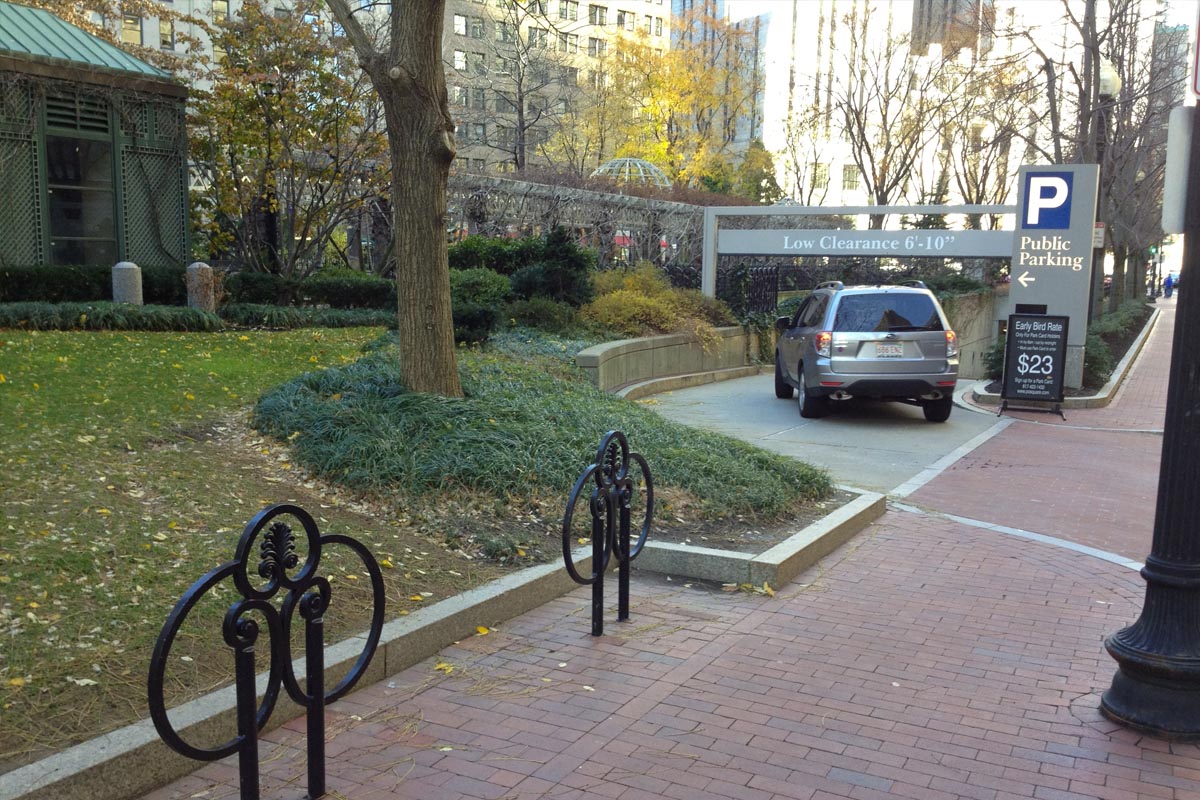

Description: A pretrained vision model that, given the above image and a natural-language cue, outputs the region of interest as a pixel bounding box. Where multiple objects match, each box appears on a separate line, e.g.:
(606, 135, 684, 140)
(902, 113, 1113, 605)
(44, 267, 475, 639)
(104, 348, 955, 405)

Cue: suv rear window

(832, 294, 943, 333)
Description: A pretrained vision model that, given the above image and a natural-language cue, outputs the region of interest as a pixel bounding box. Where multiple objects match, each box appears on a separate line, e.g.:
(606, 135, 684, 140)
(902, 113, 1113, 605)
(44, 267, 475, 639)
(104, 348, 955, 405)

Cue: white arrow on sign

(1018, 271, 1036, 288)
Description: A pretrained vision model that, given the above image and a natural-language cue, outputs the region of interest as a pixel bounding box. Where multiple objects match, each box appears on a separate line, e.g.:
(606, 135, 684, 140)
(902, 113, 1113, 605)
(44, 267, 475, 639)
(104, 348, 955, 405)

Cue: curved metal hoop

(148, 504, 385, 767)
(147, 562, 286, 761)
(612, 451, 654, 562)
(562, 464, 612, 584)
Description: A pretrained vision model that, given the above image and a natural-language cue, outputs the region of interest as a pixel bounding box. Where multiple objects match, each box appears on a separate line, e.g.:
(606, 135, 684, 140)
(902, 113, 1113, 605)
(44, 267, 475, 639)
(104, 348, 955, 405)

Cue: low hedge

(0, 264, 187, 305)
(0, 302, 222, 331)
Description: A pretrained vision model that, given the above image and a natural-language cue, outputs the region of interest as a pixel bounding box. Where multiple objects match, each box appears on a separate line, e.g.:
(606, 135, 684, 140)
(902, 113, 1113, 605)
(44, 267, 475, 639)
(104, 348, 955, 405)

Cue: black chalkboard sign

(1002, 314, 1070, 404)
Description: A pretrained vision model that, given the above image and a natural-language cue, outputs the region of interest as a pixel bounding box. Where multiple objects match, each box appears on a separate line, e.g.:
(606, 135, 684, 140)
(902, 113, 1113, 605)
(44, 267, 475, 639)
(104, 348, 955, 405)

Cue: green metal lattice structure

(0, 1, 188, 269)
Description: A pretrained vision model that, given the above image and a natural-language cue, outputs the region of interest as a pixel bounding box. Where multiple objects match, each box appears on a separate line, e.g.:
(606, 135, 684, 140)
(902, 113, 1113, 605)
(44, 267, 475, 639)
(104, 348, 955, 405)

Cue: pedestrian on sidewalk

(1165, 273, 1175, 297)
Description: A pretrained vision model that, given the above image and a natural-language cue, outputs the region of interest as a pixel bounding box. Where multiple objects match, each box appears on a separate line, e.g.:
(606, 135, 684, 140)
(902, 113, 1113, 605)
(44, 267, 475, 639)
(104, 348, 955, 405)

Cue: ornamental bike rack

(148, 504, 385, 800)
(561, 430, 654, 636)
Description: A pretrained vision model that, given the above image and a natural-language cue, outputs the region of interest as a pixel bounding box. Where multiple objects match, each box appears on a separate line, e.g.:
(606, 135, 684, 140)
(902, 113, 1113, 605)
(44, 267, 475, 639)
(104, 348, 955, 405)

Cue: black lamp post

(1101, 94, 1200, 738)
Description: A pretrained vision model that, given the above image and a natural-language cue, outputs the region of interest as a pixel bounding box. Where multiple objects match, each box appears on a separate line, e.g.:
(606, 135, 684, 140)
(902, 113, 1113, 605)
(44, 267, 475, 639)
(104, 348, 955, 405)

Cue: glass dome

(590, 157, 672, 189)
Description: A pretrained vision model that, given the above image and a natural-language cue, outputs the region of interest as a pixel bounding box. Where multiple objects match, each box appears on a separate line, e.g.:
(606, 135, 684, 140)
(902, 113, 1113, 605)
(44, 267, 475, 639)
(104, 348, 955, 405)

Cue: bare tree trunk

(328, 0, 463, 398)
(1109, 245, 1127, 313)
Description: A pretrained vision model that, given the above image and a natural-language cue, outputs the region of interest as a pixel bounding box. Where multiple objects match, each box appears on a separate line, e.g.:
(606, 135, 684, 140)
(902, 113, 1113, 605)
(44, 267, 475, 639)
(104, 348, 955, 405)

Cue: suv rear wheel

(774, 353, 794, 399)
(798, 378, 828, 418)
(922, 396, 953, 423)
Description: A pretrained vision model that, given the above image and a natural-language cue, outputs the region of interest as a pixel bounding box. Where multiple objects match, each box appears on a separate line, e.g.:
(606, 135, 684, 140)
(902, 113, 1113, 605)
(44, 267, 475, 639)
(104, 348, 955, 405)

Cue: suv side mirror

(775, 316, 791, 334)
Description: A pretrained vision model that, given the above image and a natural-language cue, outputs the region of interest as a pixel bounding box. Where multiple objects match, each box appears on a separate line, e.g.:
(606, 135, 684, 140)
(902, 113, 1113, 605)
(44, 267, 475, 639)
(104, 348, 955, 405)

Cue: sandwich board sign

(1001, 313, 1070, 415)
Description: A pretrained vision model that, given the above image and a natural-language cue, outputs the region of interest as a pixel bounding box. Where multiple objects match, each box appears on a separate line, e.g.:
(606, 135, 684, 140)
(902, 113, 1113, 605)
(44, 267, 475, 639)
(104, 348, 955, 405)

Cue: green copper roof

(0, 1, 172, 79)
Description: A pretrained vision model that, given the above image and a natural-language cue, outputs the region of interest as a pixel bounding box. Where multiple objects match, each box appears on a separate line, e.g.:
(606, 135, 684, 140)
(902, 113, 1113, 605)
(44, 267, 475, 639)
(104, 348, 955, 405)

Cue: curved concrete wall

(575, 326, 762, 393)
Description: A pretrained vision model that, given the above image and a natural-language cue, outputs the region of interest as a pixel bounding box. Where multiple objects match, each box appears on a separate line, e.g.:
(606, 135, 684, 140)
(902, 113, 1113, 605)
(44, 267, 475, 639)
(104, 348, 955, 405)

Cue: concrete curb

(969, 306, 1161, 410)
(634, 487, 886, 587)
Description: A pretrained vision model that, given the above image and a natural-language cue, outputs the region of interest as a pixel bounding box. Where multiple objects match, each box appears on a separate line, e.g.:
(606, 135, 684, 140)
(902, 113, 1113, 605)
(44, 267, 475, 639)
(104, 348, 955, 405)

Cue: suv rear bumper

(810, 375, 958, 400)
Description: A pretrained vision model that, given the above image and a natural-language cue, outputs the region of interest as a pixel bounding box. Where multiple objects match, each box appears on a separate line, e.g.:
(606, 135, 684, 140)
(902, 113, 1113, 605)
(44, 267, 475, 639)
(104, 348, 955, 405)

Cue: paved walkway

(145, 298, 1200, 800)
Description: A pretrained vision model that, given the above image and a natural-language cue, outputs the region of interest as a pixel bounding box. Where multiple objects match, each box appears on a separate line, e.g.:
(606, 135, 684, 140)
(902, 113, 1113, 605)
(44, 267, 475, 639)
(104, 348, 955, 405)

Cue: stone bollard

(111, 261, 143, 305)
(186, 262, 215, 312)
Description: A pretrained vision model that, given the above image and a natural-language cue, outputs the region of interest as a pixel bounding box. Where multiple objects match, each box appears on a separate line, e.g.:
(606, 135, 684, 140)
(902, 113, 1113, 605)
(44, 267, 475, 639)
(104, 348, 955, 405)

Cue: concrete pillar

(186, 262, 215, 312)
(112, 262, 143, 305)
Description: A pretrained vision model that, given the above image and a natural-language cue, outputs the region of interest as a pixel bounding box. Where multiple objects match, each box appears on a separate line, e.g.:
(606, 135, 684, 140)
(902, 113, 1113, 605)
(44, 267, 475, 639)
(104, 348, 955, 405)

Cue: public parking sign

(1010, 165, 1098, 349)
(1002, 314, 1070, 405)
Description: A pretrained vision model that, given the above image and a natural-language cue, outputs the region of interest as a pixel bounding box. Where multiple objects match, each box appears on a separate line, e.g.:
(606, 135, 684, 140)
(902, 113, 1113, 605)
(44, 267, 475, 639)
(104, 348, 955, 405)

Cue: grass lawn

(0, 328, 511, 770)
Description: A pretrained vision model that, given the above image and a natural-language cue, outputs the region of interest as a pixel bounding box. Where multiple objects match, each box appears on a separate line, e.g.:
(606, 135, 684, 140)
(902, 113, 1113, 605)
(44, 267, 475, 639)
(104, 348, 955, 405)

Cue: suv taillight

(945, 330, 958, 357)
(815, 331, 832, 357)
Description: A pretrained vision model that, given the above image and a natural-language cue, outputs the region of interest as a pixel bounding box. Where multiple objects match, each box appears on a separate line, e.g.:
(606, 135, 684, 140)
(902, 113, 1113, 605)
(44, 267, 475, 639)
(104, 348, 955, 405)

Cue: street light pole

(1101, 86, 1200, 739)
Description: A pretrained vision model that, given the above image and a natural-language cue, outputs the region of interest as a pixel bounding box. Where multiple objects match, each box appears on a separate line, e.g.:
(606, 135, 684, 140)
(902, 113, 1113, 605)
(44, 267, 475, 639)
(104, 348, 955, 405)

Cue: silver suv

(773, 281, 959, 422)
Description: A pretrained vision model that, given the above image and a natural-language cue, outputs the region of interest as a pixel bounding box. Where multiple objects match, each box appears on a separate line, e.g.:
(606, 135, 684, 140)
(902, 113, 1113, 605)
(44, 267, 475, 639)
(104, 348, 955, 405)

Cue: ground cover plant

(0, 323, 832, 775)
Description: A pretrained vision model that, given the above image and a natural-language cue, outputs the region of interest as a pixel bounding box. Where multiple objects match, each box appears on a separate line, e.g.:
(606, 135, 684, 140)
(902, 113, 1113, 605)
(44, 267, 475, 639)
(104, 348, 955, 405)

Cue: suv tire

(774, 353, 794, 399)
(798, 379, 828, 418)
(922, 396, 953, 422)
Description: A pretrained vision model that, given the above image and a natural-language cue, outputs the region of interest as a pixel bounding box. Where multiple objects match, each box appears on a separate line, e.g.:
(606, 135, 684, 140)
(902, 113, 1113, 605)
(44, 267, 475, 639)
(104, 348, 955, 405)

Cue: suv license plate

(876, 342, 903, 358)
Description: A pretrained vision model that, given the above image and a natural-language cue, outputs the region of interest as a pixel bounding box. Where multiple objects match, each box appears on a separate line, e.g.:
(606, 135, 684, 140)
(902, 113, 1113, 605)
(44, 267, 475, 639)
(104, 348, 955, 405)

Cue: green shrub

(140, 265, 188, 305)
(448, 234, 544, 275)
(300, 271, 395, 309)
(983, 334, 1006, 380)
(503, 297, 578, 333)
(453, 302, 498, 344)
(669, 288, 737, 327)
(509, 228, 596, 307)
(450, 267, 511, 309)
(0, 265, 111, 303)
(224, 271, 294, 305)
(1083, 332, 1114, 388)
(593, 262, 672, 297)
(0, 302, 222, 331)
(220, 303, 394, 329)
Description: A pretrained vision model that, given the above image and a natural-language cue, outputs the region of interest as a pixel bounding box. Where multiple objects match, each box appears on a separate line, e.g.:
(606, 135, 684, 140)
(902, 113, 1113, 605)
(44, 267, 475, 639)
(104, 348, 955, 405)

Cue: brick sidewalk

(145, 512, 1200, 800)
(143, 298, 1198, 800)
(910, 298, 1175, 561)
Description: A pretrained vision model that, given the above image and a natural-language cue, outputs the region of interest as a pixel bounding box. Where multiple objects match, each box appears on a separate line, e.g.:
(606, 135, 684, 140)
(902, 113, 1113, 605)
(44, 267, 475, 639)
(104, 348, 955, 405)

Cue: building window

(529, 27, 549, 48)
(453, 14, 467, 35)
(46, 136, 117, 267)
(643, 14, 651, 31)
(496, 21, 516, 42)
(654, 17, 662, 36)
(159, 19, 174, 48)
(559, 0, 578, 20)
(121, 15, 141, 45)
(841, 164, 860, 190)
(470, 51, 487, 75)
(469, 16, 485, 37)
(528, 0, 547, 13)
(562, 65, 578, 84)
(274, 7, 289, 17)
(471, 123, 486, 144)
(212, 0, 228, 19)
(302, 11, 320, 31)
(587, 37, 606, 57)
(471, 87, 487, 111)
(811, 163, 829, 190)
(497, 56, 517, 74)
(588, 70, 606, 89)
(453, 50, 467, 70)
(496, 92, 517, 113)
(588, 4, 606, 25)
(558, 32, 578, 53)
(451, 85, 468, 106)
(616, 9, 633, 30)
(496, 126, 514, 147)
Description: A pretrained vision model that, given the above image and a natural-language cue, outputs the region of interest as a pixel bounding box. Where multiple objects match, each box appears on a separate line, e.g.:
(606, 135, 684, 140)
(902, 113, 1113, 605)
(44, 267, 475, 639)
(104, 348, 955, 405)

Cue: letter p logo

(1023, 172, 1073, 229)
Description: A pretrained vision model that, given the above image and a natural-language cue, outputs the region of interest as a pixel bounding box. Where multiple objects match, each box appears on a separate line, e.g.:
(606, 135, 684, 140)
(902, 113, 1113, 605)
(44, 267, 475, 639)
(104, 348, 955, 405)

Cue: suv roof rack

(897, 279, 927, 289)
(815, 280, 844, 291)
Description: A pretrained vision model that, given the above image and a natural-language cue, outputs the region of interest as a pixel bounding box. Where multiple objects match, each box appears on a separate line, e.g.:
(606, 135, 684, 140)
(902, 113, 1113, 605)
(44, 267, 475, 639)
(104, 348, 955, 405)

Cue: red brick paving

(142, 298, 1200, 800)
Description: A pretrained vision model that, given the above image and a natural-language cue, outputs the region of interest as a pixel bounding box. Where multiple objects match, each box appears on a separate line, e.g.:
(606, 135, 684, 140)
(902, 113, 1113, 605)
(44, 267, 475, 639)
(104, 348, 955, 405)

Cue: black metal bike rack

(561, 431, 654, 636)
(147, 504, 385, 800)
